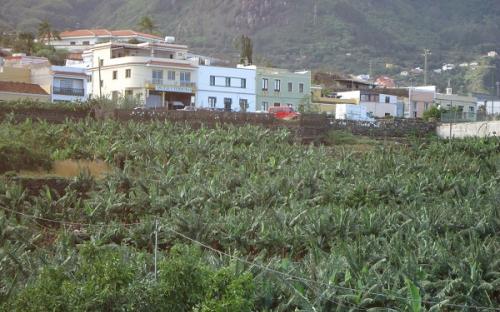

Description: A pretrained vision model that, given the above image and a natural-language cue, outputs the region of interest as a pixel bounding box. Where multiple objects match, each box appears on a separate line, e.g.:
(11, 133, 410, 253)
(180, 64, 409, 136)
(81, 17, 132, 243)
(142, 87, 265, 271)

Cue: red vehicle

(268, 106, 300, 120)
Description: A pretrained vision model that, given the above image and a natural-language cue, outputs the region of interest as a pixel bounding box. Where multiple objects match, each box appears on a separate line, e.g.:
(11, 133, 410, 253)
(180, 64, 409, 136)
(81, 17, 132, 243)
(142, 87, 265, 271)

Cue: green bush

(0, 144, 51, 173)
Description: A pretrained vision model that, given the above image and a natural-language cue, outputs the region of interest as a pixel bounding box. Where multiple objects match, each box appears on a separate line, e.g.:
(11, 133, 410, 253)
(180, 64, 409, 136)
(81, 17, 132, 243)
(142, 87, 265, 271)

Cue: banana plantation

(0, 118, 498, 311)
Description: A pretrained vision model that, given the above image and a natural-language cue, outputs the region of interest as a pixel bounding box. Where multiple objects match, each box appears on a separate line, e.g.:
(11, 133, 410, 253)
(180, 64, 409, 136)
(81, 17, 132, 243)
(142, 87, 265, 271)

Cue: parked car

(268, 106, 300, 120)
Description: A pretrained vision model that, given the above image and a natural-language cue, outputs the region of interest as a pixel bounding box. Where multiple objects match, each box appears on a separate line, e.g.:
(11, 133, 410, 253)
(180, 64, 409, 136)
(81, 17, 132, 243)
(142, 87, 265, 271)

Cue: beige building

(0, 81, 50, 102)
(0, 66, 31, 83)
(404, 87, 436, 118)
(87, 41, 198, 108)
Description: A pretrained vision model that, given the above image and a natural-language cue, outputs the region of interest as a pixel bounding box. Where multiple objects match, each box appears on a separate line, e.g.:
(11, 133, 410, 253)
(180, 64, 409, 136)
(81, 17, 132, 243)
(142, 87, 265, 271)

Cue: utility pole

(369, 60, 373, 80)
(313, 0, 318, 26)
(423, 49, 431, 86)
(98, 57, 102, 98)
(154, 218, 158, 280)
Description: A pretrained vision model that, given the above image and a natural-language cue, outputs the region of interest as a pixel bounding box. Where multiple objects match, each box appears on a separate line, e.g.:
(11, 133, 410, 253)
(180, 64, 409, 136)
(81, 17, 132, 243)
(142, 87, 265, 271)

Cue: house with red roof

(43, 29, 166, 52)
(0, 81, 50, 102)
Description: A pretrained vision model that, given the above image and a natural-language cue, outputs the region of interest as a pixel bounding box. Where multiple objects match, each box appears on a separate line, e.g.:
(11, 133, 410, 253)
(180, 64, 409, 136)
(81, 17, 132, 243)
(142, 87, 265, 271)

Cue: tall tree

(38, 20, 60, 45)
(238, 35, 253, 65)
(17, 32, 35, 55)
(138, 16, 157, 34)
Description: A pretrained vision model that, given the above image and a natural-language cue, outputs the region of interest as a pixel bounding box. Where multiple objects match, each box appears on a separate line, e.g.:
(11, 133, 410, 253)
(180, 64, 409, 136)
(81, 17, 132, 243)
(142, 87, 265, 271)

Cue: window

(83, 41, 90, 45)
(210, 75, 215, 86)
(385, 113, 391, 117)
(168, 71, 175, 81)
(152, 70, 163, 84)
(385, 96, 390, 103)
(424, 102, 429, 110)
(274, 79, 281, 92)
(125, 69, 131, 78)
(225, 77, 231, 87)
(239, 99, 249, 112)
(288, 82, 293, 92)
(224, 98, 232, 111)
(299, 83, 304, 93)
(469, 106, 475, 113)
(112, 71, 118, 80)
(60, 79, 73, 90)
(262, 78, 268, 91)
(125, 90, 133, 98)
(274, 103, 281, 107)
(180, 72, 191, 83)
(208, 97, 217, 108)
(70, 41, 76, 45)
(458, 105, 464, 112)
(241, 78, 246, 88)
(262, 101, 269, 112)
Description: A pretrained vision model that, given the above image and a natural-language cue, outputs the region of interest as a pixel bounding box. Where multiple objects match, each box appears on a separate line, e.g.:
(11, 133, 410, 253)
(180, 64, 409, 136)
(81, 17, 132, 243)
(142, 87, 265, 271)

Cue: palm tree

(17, 32, 35, 55)
(38, 20, 60, 45)
(137, 16, 157, 34)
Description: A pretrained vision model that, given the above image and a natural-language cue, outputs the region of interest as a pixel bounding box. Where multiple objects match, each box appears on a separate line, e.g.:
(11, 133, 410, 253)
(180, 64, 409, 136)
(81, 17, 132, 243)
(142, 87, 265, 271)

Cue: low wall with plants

(330, 118, 437, 138)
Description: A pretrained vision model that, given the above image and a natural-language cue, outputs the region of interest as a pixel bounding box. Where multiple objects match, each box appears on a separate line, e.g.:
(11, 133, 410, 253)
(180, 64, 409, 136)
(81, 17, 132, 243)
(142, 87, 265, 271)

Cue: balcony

(53, 87, 85, 96)
(145, 80, 196, 93)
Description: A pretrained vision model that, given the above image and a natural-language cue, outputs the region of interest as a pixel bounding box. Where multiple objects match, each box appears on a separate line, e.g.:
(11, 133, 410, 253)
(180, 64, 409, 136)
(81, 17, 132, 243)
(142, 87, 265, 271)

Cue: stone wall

(330, 119, 436, 138)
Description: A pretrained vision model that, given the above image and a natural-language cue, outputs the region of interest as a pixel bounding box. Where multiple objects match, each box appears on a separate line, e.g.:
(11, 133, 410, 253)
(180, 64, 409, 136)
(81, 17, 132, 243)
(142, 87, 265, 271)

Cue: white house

(487, 51, 498, 58)
(31, 65, 89, 102)
(45, 29, 166, 52)
(85, 41, 198, 108)
(337, 90, 401, 118)
(196, 65, 256, 112)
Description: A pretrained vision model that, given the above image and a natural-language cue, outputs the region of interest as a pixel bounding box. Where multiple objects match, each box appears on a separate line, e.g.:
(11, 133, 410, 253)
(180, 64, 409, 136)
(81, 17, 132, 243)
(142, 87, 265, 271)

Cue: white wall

(437, 121, 500, 139)
(361, 102, 398, 117)
(337, 91, 361, 103)
(196, 65, 256, 112)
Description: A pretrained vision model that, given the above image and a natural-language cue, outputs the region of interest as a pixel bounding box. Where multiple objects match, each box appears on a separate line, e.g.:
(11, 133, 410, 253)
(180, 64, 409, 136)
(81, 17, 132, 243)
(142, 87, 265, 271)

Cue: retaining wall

(437, 121, 500, 139)
(330, 119, 436, 138)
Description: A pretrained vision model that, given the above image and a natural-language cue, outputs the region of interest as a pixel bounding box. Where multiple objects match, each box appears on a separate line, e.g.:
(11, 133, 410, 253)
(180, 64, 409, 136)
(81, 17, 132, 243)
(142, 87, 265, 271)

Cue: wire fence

(441, 111, 500, 123)
(1, 205, 500, 311)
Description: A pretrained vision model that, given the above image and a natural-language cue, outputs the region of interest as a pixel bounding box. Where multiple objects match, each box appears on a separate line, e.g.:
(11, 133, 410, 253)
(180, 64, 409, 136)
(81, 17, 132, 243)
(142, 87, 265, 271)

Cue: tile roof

(59, 29, 163, 41)
(0, 81, 49, 95)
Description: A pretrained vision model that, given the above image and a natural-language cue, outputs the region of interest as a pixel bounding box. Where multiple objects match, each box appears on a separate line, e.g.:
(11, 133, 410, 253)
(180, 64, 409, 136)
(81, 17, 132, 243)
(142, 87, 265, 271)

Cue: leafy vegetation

(0, 117, 498, 310)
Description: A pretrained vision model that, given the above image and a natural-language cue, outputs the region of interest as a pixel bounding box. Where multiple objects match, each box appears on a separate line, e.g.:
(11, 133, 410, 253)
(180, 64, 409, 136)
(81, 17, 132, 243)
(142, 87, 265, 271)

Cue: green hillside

(1, 0, 500, 73)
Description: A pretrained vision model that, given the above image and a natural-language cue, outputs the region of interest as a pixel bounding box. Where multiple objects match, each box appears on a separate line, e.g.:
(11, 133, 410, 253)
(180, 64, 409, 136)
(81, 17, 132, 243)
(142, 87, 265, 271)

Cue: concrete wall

(0, 91, 50, 102)
(0, 66, 31, 83)
(437, 121, 500, 139)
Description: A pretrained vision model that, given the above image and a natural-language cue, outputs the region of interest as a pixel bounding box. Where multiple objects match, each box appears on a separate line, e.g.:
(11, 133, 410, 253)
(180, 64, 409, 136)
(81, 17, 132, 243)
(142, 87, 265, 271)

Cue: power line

(2, 207, 499, 311)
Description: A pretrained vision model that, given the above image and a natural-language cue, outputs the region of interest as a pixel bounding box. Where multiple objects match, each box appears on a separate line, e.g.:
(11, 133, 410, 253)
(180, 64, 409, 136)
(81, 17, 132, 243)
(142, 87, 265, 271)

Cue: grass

(324, 130, 378, 145)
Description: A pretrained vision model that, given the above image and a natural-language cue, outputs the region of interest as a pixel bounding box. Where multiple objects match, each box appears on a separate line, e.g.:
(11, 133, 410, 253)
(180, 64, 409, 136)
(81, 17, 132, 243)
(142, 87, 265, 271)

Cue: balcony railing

(53, 87, 85, 96)
(145, 80, 196, 89)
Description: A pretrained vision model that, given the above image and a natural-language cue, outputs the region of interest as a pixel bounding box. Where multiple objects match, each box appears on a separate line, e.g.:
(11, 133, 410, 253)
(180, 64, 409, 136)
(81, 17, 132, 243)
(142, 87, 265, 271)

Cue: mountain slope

(1, 0, 500, 72)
